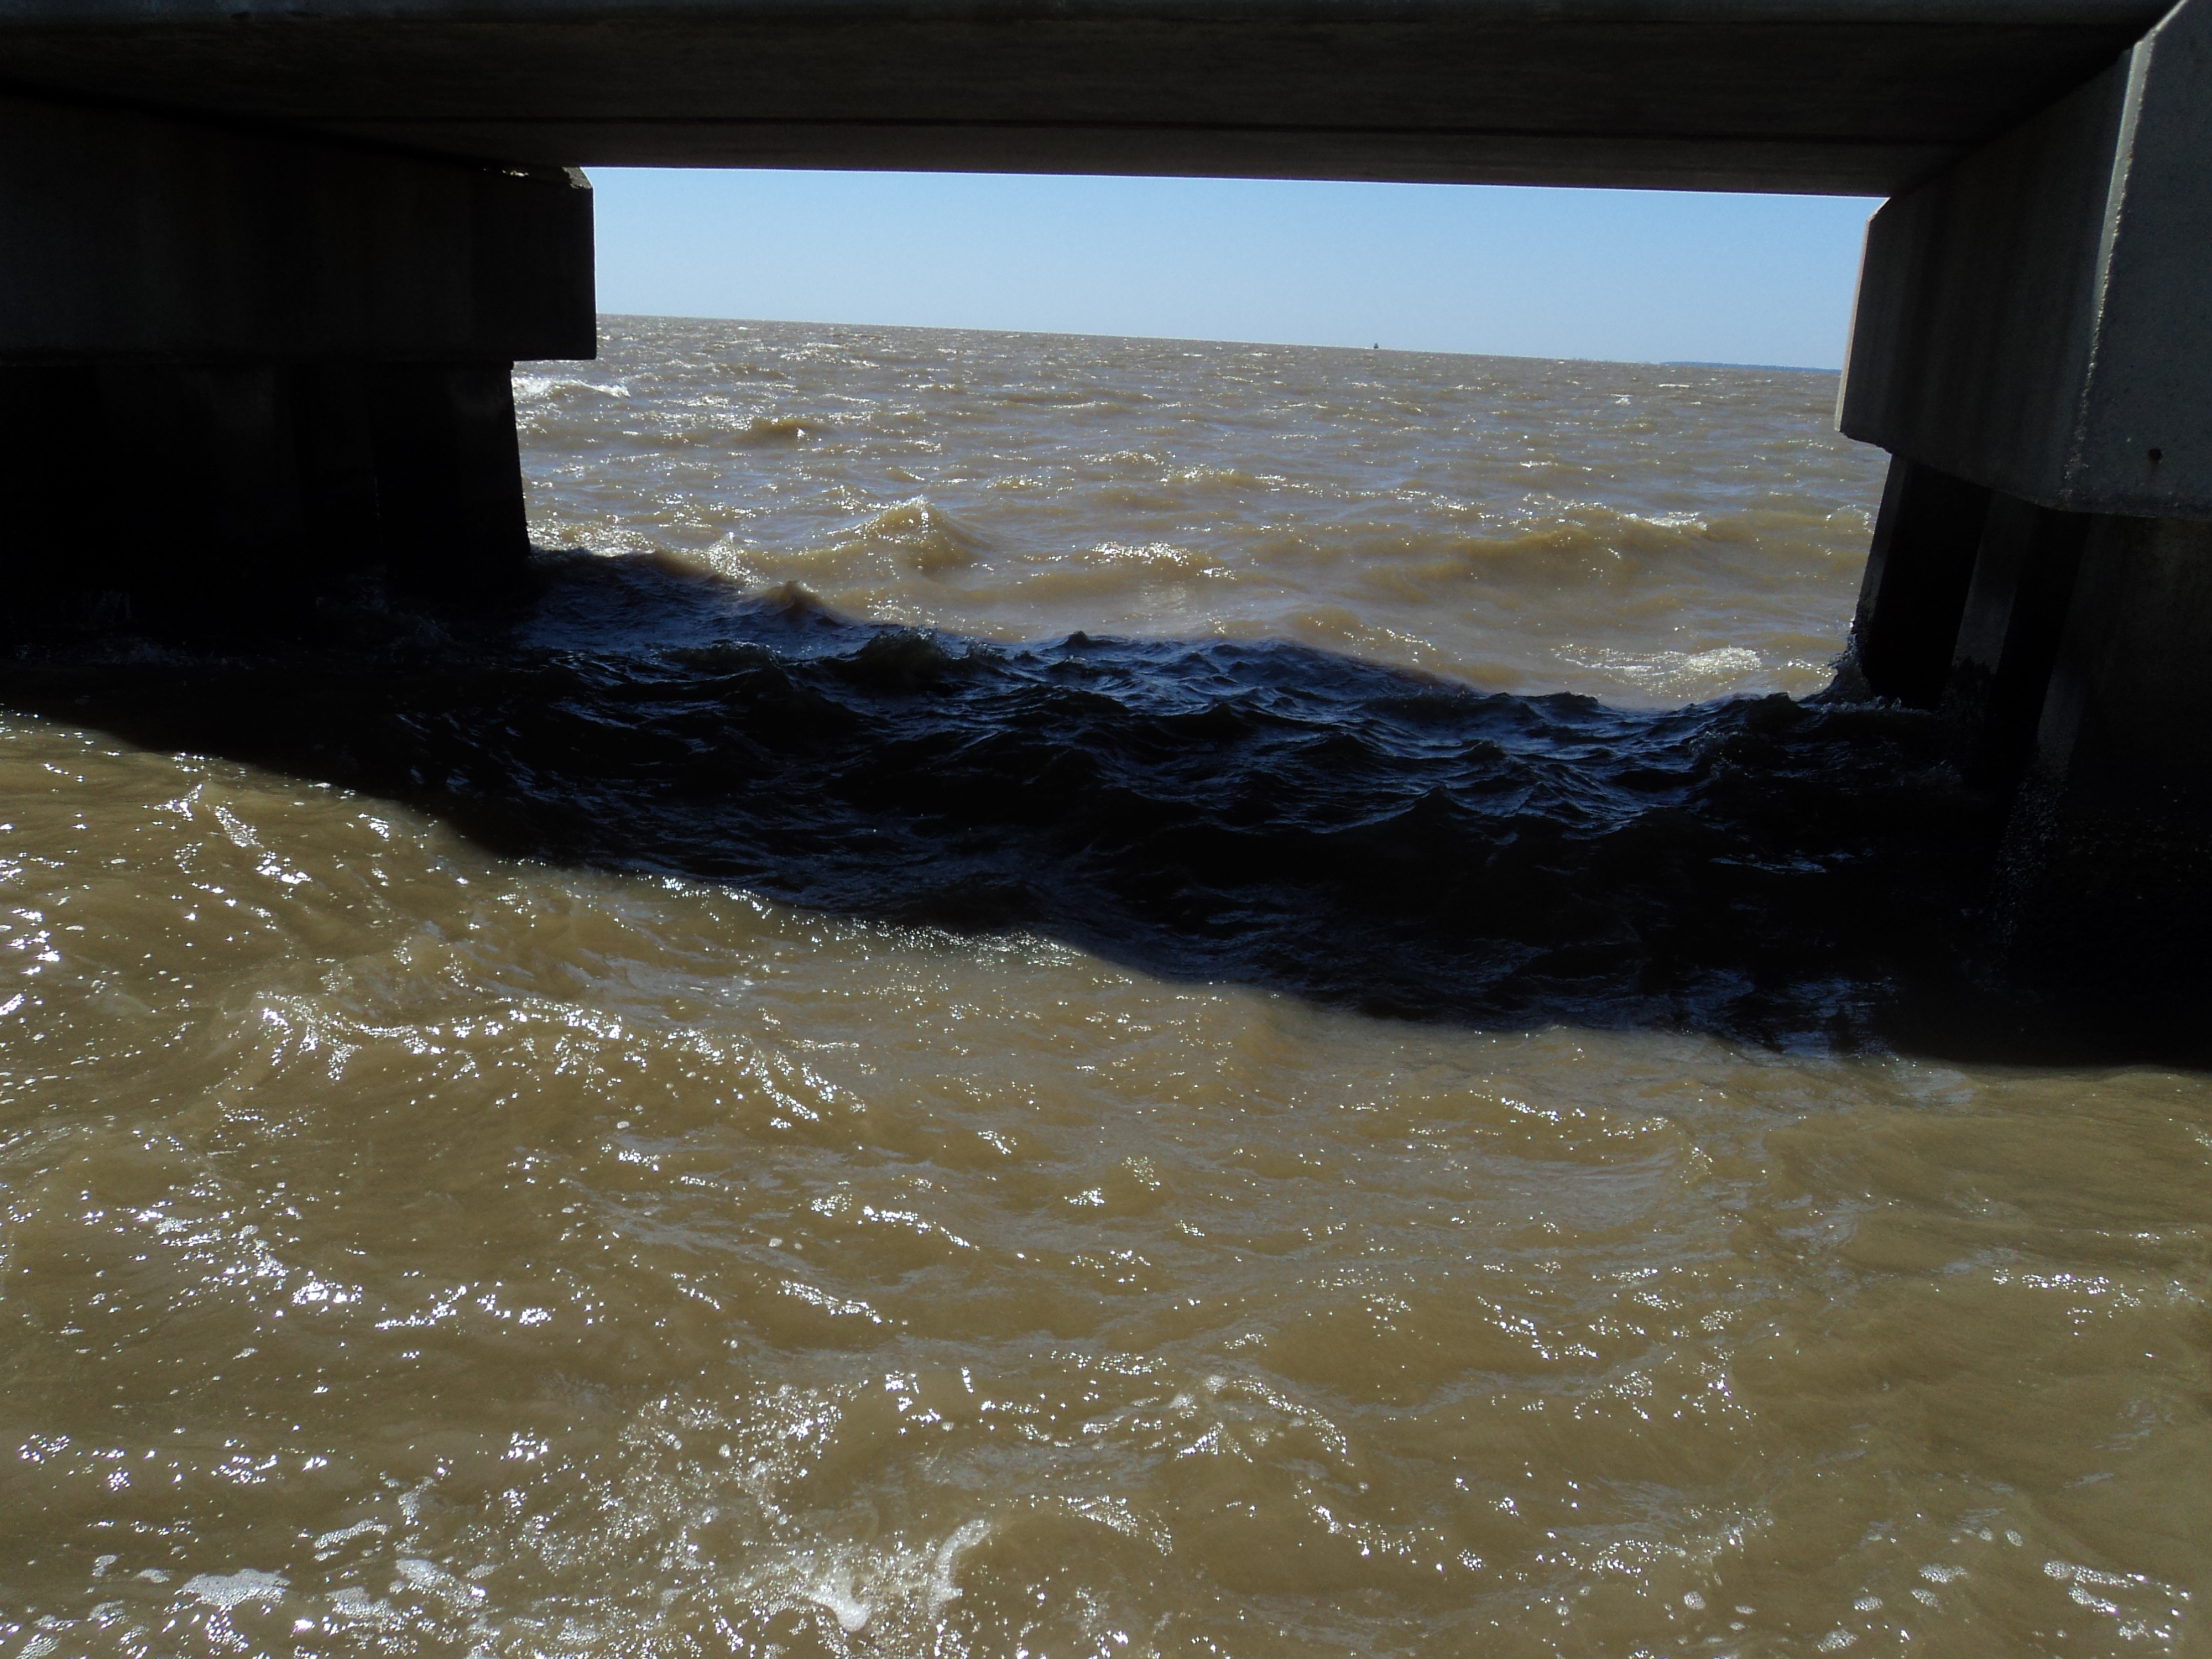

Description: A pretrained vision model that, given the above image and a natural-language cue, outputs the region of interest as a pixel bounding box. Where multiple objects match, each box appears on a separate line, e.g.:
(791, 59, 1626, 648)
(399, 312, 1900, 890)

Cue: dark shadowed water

(0, 320, 2201, 1658)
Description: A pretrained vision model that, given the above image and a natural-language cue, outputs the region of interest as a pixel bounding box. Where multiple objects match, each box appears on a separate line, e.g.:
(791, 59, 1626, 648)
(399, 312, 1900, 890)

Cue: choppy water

(0, 319, 2203, 1658)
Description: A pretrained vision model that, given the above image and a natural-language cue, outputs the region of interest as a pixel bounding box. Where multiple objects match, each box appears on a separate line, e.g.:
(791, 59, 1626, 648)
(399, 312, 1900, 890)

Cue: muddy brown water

(0, 319, 2203, 1657)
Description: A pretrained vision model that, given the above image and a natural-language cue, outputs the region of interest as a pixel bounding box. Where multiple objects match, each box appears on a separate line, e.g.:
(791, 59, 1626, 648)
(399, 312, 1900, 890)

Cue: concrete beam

(0, 0, 2169, 195)
(1839, 0, 2212, 518)
(0, 92, 594, 362)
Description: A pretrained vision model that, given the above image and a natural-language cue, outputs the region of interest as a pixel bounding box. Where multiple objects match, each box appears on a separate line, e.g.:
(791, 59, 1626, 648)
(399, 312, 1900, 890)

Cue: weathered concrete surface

(1839, 0, 2212, 517)
(0, 93, 594, 362)
(0, 0, 2171, 195)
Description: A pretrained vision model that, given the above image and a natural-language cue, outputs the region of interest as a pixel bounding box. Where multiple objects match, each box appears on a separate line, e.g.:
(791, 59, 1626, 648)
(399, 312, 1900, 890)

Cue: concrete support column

(1940, 495, 2090, 789)
(97, 364, 310, 593)
(1835, 0, 2212, 967)
(1849, 456, 1990, 706)
(367, 366, 531, 596)
(1995, 516, 2212, 979)
(0, 91, 592, 629)
(290, 366, 388, 575)
(0, 361, 534, 627)
(0, 367, 122, 614)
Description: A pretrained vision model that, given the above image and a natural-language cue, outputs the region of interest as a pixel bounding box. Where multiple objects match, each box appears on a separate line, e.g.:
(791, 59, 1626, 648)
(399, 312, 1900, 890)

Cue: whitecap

(181, 1568, 286, 1609)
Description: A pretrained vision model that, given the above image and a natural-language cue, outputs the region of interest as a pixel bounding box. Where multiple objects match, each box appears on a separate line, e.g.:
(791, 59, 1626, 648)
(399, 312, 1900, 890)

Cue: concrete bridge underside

(1, 0, 2209, 978)
(0, 0, 2176, 192)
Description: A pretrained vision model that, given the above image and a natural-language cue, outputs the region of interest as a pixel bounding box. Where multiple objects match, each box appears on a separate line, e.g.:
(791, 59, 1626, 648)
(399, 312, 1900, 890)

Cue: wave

(0, 551, 2114, 1057)
(844, 498, 991, 576)
(511, 372, 632, 404)
(1551, 645, 1769, 701)
(734, 414, 827, 445)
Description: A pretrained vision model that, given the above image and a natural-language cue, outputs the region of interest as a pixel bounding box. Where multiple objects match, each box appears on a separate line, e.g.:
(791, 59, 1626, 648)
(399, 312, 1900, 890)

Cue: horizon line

(582, 311, 1840, 376)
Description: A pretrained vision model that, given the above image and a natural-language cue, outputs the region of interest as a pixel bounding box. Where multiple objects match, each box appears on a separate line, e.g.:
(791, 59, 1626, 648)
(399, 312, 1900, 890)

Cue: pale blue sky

(593, 169, 1880, 371)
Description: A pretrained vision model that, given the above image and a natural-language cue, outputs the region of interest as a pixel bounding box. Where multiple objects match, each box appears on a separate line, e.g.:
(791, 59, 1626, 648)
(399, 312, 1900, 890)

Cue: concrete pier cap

(1840, 0, 2212, 519)
(1835, 0, 2212, 979)
(0, 92, 593, 619)
(0, 0, 2206, 979)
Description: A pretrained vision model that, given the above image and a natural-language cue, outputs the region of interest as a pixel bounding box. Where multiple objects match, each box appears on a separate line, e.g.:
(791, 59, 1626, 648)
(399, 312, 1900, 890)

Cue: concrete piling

(0, 361, 537, 628)
(365, 366, 534, 598)
(1995, 516, 2212, 979)
(1940, 497, 2090, 791)
(1849, 458, 1991, 707)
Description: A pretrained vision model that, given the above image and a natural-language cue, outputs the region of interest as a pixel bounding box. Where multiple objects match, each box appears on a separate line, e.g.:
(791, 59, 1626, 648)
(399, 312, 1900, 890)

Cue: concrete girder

(0, 0, 2172, 196)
